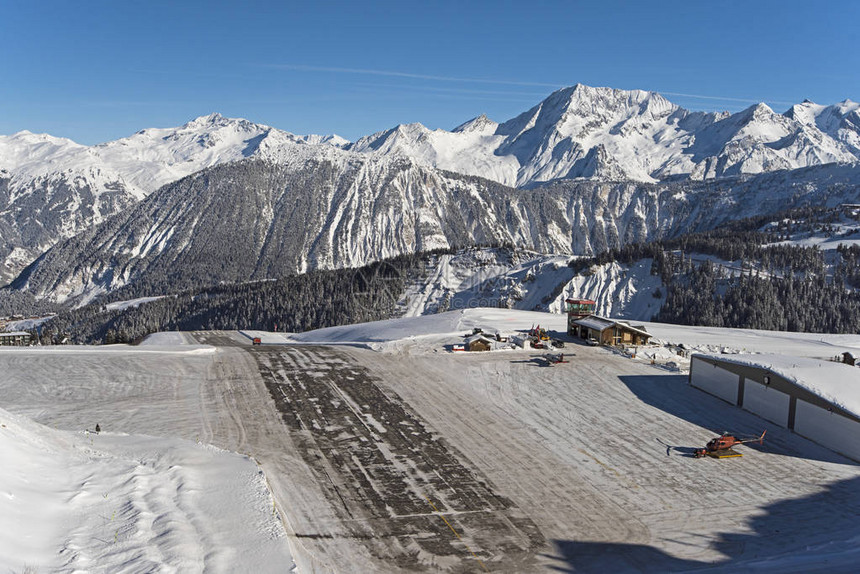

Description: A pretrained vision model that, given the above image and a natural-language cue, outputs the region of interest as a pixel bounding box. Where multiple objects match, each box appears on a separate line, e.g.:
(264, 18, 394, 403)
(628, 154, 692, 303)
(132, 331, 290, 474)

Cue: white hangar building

(689, 354, 860, 462)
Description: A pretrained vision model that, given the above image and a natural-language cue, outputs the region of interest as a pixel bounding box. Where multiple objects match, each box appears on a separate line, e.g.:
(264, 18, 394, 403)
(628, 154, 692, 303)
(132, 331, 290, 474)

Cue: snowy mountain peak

(745, 102, 776, 117)
(783, 98, 860, 157)
(0, 130, 85, 150)
(299, 133, 351, 147)
(346, 83, 860, 186)
(453, 114, 497, 134)
(557, 83, 677, 118)
(184, 112, 226, 127)
(168, 113, 276, 141)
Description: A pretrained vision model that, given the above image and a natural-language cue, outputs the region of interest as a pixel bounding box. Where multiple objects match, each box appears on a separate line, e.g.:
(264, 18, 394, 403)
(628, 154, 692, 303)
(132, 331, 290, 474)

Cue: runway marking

(424, 494, 489, 572)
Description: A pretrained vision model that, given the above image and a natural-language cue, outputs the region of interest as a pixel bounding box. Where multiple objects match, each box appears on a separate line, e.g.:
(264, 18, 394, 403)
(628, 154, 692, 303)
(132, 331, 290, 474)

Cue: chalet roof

(614, 322, 652, 338)
(464, 333, 494, 345)
(0, 331, 30, 337)
(573, 316, 651, 338)
(574, 316, 615, 331)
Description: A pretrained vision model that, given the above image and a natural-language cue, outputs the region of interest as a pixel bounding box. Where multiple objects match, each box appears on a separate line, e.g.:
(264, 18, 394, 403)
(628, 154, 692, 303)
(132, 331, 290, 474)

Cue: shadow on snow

(618, 374, 856, 466)
(545, 474, 860, 572)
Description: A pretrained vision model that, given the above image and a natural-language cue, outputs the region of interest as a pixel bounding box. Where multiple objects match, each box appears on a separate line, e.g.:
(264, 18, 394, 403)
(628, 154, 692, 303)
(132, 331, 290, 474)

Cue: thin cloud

(354, 82, 549, 98)
(660, 91, 795, 106)
(264, 64, 797, 108)
(261, 64, 562, 88)
(81, 100, 188, 108)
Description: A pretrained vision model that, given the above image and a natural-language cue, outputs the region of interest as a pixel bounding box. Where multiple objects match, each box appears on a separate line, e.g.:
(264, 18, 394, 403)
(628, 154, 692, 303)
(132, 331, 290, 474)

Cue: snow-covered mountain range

(0, 114, 346, 283)
(348, 84, 860, 185)
(2, 83, 860, 295)
(0, 112, 347, 196)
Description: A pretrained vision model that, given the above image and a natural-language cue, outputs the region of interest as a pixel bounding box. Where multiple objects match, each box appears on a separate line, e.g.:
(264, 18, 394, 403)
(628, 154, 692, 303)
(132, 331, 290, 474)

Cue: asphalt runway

(250, 344, 544, 572)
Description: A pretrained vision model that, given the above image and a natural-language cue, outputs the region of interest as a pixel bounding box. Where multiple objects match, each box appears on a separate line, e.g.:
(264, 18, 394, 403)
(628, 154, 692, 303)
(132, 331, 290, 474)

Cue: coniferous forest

(6, 206, 860, 344)
(29, 252, 439, 344)
(573, 207, 860, 333)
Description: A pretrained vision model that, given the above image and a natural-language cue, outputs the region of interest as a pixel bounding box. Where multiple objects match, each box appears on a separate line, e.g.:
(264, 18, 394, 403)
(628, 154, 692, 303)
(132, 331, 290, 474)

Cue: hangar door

(743, 380, 790, 427)
(691, 357, 740, 405)
(794, 400, 860, 463)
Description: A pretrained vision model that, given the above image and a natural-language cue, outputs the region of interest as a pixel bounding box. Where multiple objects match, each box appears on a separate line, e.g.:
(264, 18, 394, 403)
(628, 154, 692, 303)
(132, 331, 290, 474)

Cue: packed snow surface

(260, 307, 860, 359)
(239, 308, 860, 570)
(0, 405, 292, 573)
(3, 310, 860, 571)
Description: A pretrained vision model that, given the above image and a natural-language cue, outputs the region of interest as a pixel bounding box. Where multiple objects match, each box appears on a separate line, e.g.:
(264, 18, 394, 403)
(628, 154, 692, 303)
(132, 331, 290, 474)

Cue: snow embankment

(642, 321, 860, 358)
(246, 308, 571, 353)
(0, 407, 293, 573)
(140, 331, 194, 346)
(244, 311, 469, 350)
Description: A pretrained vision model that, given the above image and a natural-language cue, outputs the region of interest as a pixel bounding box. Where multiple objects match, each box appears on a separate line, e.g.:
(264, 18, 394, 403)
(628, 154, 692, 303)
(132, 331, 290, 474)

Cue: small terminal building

(690, 354, 860, 462)
(464, 333, 495, 352)
(0, 331, 31, 346)
(570, 315, 652, 346)
(565, 299, 596, 336)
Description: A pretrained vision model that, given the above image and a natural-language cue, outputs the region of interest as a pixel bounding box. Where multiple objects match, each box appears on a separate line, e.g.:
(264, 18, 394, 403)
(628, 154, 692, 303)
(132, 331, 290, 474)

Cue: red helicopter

(694, 430, 766, 458)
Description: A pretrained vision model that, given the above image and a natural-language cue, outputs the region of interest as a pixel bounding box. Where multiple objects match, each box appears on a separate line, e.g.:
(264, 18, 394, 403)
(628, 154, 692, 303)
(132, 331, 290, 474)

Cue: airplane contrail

(264, 64, 796, 106)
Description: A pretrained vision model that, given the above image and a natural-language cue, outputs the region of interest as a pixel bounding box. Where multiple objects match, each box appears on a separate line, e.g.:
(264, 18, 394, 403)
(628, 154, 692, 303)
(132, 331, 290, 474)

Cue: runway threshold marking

(423, 494, 489, 572)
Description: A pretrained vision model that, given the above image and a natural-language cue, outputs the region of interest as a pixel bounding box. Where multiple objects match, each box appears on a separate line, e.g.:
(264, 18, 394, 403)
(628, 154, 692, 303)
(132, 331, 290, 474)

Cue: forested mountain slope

(9, 160, 860, 306)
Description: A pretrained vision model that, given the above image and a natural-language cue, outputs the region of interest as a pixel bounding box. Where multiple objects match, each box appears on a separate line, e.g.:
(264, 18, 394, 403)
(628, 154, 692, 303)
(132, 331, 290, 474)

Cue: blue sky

(3, 1, 858, 144)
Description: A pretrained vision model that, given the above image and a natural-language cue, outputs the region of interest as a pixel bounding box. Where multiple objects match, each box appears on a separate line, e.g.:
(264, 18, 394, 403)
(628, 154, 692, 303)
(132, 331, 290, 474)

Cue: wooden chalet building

(464, 333, 494, 352)
(570, 315, 651, 346)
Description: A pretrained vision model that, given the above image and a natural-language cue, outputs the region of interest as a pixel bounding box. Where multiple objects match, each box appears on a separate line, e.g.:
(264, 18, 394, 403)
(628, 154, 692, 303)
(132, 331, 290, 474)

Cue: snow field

(3, 310, 860, 571)
(0, 407, 292, 573)
(346, 341, 860, 571)
(238, 309, 860, 569)
(0, 345, 294, 573)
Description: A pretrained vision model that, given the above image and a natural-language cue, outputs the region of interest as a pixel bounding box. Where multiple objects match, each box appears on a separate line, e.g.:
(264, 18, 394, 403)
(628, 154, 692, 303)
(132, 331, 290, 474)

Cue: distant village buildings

(0, 332, 31, 346)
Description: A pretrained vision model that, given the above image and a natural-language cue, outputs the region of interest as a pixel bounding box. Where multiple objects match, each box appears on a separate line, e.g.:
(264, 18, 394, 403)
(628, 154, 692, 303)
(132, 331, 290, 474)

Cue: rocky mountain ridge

(10, 158, 860, 306)
(348, 84, 860, 185)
